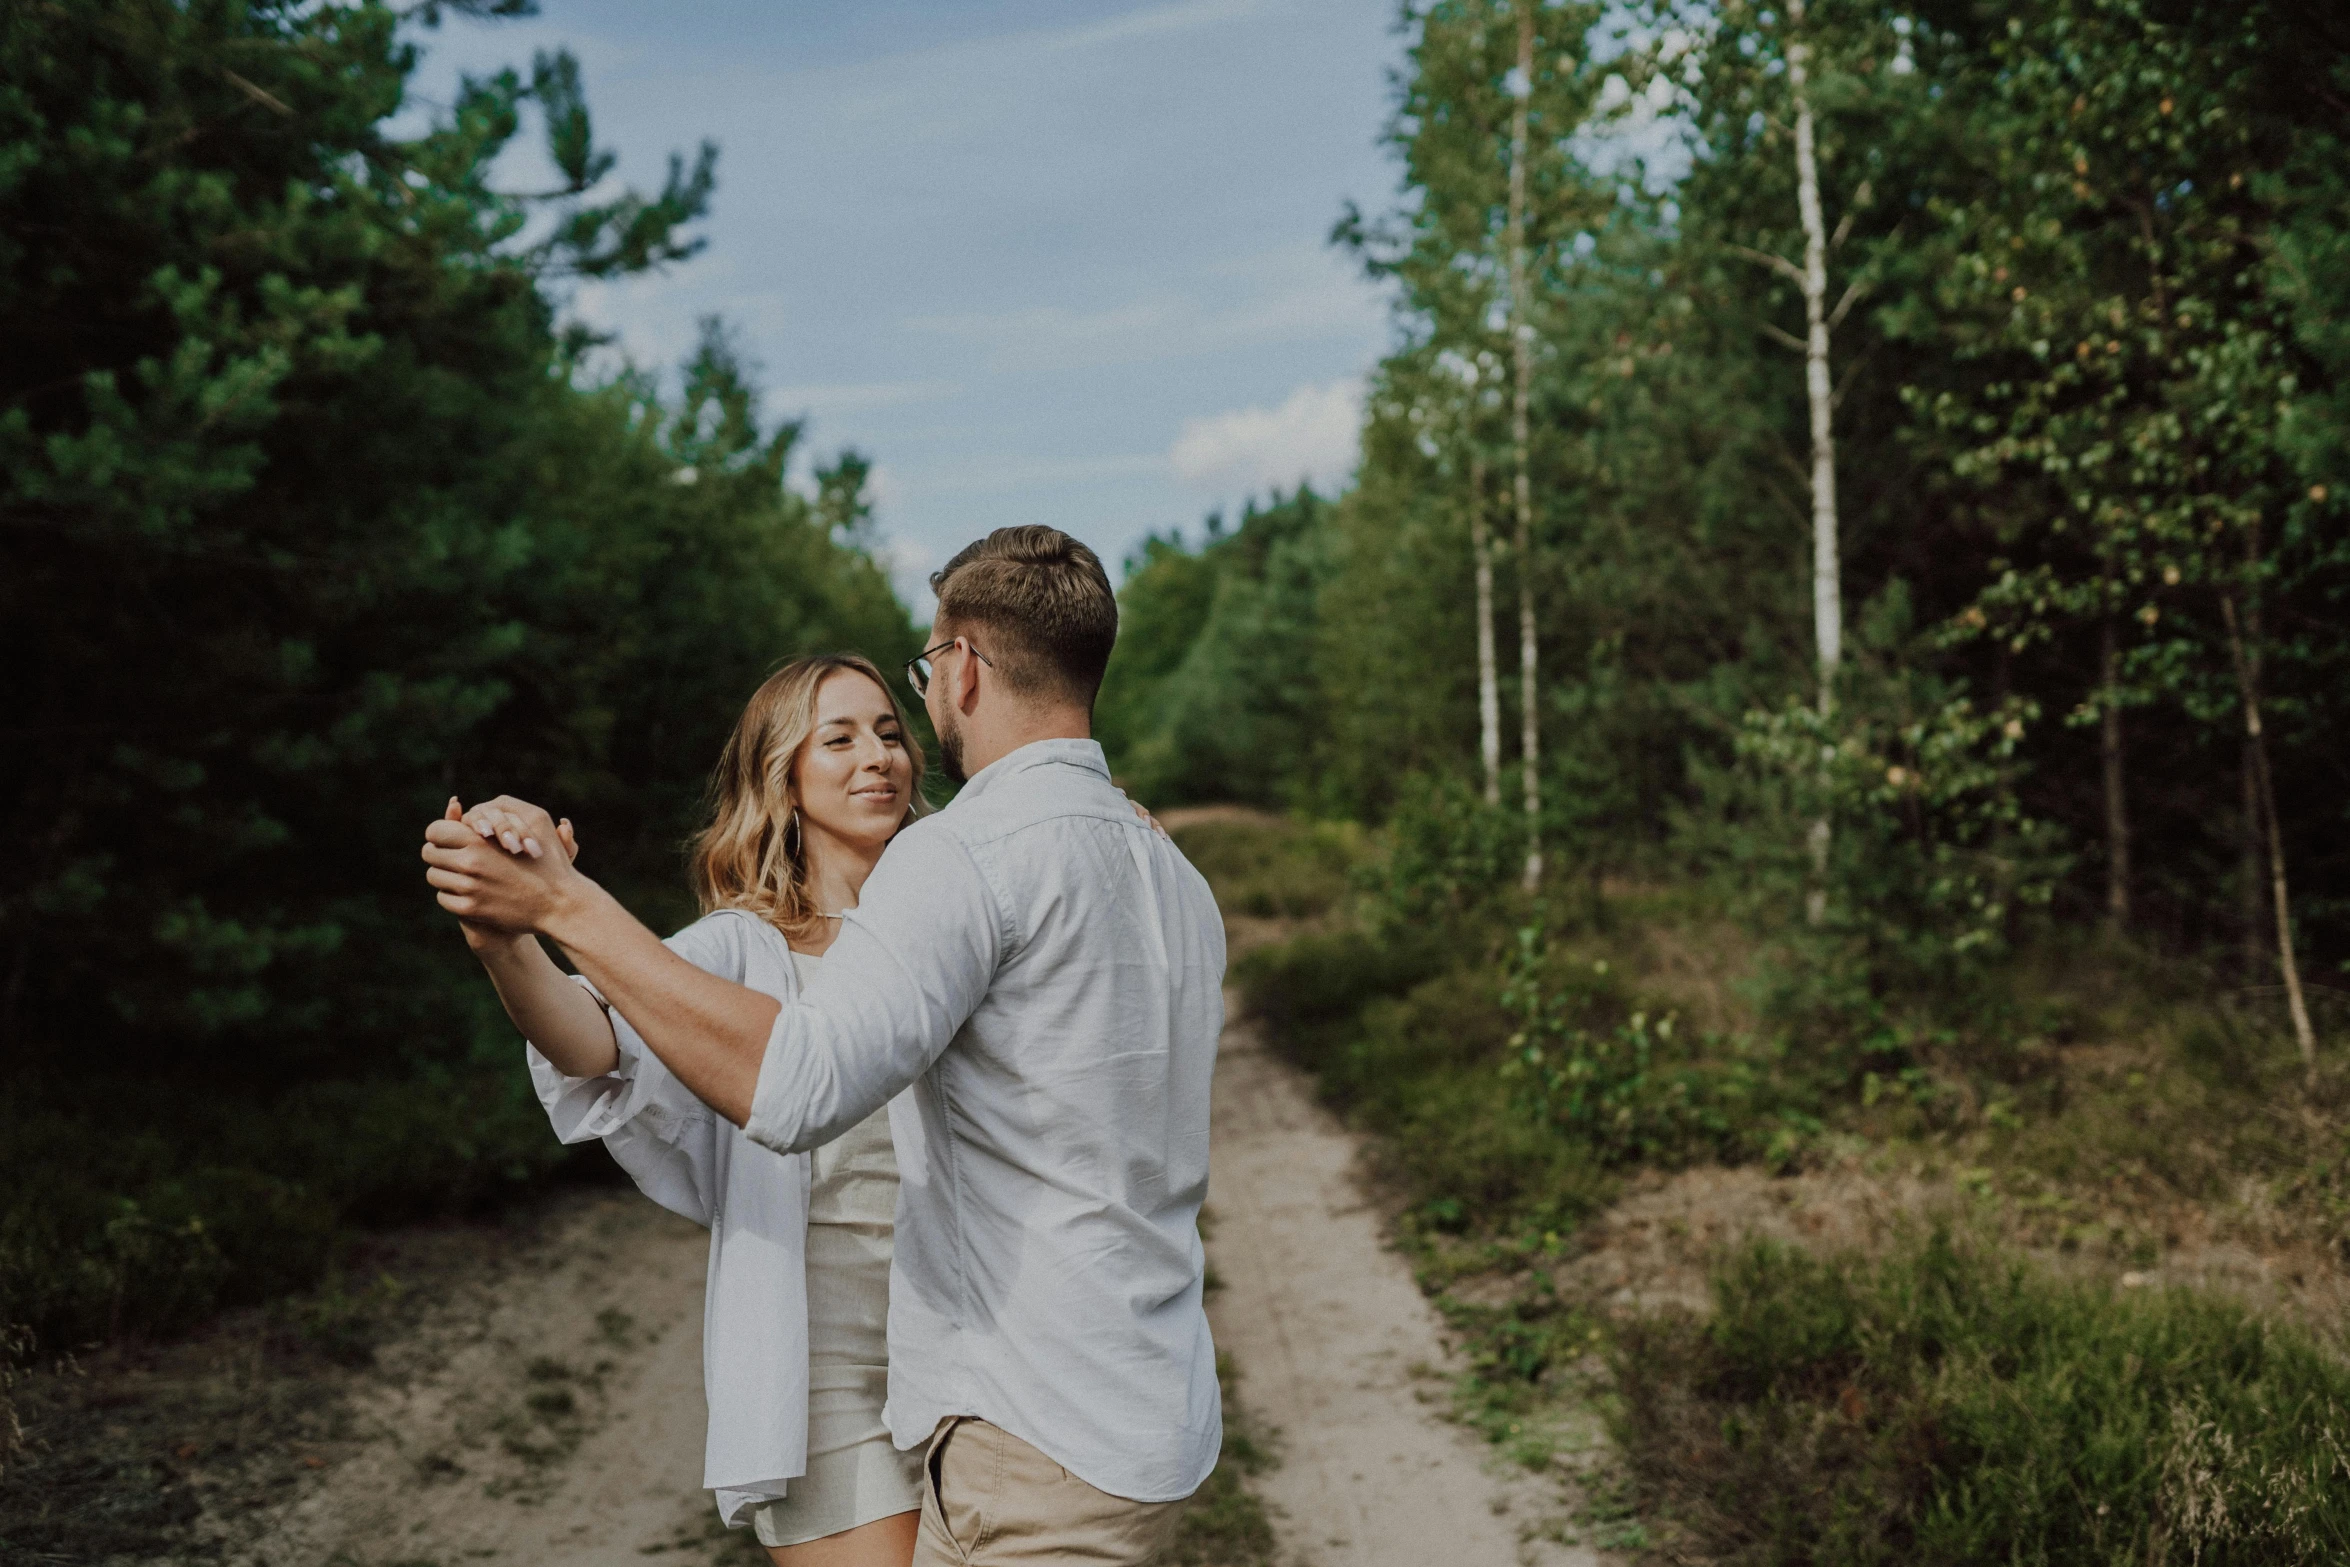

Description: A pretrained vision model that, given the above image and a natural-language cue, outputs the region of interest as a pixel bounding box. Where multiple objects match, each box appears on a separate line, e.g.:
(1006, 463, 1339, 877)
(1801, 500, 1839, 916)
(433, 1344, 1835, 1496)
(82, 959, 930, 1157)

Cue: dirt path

(212, 1191, 747, 1567)
(1206, 1003, 1606, 1567)
(205, 967, 1605, 1566)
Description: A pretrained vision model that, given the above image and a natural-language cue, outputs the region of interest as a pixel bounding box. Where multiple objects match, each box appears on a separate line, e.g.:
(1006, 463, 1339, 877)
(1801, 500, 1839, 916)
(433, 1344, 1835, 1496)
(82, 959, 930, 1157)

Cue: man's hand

(424, 795, 589, 940)
(434, 799, 578, 952)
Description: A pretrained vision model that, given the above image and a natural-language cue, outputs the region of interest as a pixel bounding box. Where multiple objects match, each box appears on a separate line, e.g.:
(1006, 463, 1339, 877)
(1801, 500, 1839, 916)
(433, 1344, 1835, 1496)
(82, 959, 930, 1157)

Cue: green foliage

(0, 1, 916, 1351)
(1499, 924, 1814, 1170)
(1356, 772, 1522, 930)
(1098, 491, 1332, 807)
(1099, 0, 2350, 986)
(1168, 819, 1356, 920)
(1613, 1227, 2350, 1565)
(1722, 675, 2067, 1017)
(1236, 908, 1613, 1240)
(1437, 1280, 1605, 1469)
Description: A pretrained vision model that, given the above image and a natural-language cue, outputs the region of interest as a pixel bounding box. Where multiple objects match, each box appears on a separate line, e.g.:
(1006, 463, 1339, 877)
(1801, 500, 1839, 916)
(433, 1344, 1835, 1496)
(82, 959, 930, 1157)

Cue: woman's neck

(795, 825, 884, 954)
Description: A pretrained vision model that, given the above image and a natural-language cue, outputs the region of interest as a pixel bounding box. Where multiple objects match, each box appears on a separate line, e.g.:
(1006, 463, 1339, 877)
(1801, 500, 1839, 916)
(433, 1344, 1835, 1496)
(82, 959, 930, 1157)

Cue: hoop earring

(787, 808, 801, 852)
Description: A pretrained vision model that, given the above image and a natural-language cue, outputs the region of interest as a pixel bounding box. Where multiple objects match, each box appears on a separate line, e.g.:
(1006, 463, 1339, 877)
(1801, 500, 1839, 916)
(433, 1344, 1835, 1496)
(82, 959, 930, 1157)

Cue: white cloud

(863, 461, 905, 511)
(896, 452, 1168, 500)
(898, 244, 1383, 374)
(903, 300, 1170, 356)
(875, 535, 940, 618)
(1038, 0, 1267, 55)
(768, 379, 959, 414)
(1170, 379, 1362, 499)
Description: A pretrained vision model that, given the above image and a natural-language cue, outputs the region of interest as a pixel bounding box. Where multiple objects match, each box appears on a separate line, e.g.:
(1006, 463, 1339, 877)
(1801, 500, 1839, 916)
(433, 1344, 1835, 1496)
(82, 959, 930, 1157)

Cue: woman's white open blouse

(525, 909, 908, 1528)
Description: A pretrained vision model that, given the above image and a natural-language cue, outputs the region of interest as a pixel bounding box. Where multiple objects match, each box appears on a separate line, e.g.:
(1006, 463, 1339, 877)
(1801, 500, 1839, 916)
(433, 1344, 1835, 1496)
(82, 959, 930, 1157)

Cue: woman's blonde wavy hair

(688, 653, 928, 943)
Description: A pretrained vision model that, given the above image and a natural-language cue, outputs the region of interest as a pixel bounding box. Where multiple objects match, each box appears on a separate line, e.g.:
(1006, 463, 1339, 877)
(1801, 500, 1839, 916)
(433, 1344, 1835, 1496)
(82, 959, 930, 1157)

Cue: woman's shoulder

(667, 907, 794, 982)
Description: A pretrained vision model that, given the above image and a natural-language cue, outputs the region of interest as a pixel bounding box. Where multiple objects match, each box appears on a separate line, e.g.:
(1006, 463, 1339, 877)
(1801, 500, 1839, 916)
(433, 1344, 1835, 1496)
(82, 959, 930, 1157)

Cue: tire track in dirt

(1205, 1000, 1607, 1567)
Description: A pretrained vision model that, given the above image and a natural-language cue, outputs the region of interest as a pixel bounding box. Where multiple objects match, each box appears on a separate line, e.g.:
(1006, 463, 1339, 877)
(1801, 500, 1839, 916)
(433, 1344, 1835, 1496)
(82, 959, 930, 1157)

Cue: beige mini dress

(751, 950, 926, 1549)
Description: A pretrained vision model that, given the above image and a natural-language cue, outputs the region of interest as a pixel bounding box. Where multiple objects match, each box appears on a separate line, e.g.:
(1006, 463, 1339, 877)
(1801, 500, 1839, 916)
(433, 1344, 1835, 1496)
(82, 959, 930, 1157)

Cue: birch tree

(1656, 0, 1888, 921)
(1921, 0, 2325, 1065)
(1506, 2, 1545, 888)
(1470, 446, 1505, 804)
(1784, 0, 1841, 920)
(1338, 0, 1605, 855)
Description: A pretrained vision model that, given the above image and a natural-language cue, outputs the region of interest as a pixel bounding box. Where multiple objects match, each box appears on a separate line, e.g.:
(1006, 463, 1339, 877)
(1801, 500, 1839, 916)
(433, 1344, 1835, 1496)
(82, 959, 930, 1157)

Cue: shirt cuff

(744, 1003, 812, 1155)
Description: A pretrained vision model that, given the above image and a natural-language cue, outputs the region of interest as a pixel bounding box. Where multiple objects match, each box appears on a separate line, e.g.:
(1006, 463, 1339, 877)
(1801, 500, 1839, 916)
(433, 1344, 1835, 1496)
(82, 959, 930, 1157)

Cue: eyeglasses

(906, 637, 992, 698)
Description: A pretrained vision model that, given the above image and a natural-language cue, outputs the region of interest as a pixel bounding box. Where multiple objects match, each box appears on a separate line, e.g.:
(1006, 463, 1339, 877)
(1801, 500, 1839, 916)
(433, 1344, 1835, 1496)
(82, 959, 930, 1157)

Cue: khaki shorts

(912, 1417, 1188, 1565)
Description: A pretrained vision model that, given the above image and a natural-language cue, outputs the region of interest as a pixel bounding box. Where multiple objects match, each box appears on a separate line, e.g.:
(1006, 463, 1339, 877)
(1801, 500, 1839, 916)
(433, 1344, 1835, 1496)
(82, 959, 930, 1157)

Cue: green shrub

(0, 1066, 573, 1354)
(1156, 1351, 1279, 1566)
(1497, 923, 1820, 1171)
(1234, 926, 1450, 1072)
(1170, 818, 1357, 919)
(1355, 771, 1521, 932)
(1238, 927, 1609, 1236)
(1613, 1227, 2350, 1565)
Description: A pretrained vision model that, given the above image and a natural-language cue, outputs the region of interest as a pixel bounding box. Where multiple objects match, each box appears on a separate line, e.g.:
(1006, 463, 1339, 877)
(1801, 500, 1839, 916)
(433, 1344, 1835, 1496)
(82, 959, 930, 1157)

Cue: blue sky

(409, 0, 1403, 612)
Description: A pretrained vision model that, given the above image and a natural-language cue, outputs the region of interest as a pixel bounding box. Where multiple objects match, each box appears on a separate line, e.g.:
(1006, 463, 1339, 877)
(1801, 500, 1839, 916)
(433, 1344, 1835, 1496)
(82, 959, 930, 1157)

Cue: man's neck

(957, 710, 1091, 780)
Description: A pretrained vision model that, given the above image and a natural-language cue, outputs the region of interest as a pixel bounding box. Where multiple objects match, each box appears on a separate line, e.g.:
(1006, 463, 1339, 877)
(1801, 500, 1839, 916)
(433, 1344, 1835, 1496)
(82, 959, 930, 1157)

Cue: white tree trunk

(1469, 452, 1502, 806)
(2099, 611, 2131, 931)
(2220, 592, 2318, 1085)
(1508, 3, 1542, 892)
(1789, 0, 1841, 924)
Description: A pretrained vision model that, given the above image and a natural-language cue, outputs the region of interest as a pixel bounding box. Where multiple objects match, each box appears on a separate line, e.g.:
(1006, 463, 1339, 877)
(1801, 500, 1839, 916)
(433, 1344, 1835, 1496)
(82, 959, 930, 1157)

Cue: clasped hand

(421, 795, 585, 943)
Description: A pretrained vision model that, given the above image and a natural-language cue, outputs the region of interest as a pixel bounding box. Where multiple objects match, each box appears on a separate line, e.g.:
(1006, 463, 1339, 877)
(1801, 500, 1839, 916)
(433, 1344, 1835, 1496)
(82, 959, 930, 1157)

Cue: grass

(0, 1204, 572, 1563)
(1155, 1351, 1280, 1567)
(1210, 816, 2350, 1563)
(1169, 817, 1358, 920)
(0, 1255, 427, 1562)
(0, 1063, 587, 1357)
(1612, 1226, 2350, 1565)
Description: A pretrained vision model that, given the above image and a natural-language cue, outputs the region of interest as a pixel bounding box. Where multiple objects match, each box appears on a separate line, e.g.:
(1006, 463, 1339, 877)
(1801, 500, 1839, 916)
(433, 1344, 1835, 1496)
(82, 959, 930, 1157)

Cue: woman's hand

(437, 799, 577, 952)
(423, 795, 592, 941)
(427, 798, 617, 1075)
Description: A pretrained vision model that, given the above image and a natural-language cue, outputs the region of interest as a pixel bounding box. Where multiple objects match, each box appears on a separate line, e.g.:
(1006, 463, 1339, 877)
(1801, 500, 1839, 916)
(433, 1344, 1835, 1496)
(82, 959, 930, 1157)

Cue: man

(423, 525, 1226, 1565)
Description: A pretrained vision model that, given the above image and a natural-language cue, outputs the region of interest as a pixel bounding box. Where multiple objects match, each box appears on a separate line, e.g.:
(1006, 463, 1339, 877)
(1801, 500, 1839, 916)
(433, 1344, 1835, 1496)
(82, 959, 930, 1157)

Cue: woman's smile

(798, 668, 917, 855)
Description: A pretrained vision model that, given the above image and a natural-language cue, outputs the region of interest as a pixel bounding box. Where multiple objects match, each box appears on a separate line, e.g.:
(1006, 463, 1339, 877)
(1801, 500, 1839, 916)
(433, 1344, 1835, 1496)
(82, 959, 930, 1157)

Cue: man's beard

(936, 709, 968, 786)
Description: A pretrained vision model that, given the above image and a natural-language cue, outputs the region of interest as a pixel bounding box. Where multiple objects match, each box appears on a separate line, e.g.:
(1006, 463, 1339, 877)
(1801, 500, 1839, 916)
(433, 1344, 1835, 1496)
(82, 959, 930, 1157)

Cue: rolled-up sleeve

(746, 820, 1001, 1155)
(529, 920, 754, 1225)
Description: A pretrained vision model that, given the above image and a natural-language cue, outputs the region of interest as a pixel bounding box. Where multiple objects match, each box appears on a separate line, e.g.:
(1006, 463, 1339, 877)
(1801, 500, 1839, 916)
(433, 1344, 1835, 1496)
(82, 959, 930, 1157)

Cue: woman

(452, 654, 927, 1565)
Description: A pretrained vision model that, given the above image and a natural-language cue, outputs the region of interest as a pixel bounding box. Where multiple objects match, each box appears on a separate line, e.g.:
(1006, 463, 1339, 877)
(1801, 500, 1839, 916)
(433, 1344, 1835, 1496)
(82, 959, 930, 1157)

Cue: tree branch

(1826, 277, 1868, 334)
(221, 69, 293, 117)
(1829, 345, 1873, 413)
(1727, 243, 1806, 286)
(1760, 321, 1806, 353)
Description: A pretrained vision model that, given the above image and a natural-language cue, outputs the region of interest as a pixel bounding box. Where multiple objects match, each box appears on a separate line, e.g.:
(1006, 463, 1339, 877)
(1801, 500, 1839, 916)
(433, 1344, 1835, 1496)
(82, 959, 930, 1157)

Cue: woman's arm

(438, 798, 619, 1078)
(425, 798, 777, 1123)
(472, 927, 620, 1079)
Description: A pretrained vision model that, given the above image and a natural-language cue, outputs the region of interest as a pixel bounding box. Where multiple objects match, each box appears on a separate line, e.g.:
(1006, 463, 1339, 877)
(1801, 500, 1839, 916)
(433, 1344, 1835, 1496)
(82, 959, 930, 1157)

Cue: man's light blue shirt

(745, 738, 1226, 1502)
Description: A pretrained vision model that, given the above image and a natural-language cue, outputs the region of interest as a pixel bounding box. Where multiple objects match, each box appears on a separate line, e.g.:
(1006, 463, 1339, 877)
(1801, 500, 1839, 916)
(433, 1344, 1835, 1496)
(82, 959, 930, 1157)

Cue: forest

(6, 0, 2350, 1560)
(0, 0, 918, 1353)
(1099, 0, 2350, 1556)
(1108, 0, 2350, 990)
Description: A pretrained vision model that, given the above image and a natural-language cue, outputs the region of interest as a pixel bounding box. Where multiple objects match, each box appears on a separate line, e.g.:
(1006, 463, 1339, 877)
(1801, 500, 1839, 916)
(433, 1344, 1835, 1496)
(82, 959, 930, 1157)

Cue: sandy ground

(1525, 1158, 2350, 1343)
(208, 1191, 742, 1567)
(1206, 1006, 1607, 1567)
(207, 972, 1598, 1564)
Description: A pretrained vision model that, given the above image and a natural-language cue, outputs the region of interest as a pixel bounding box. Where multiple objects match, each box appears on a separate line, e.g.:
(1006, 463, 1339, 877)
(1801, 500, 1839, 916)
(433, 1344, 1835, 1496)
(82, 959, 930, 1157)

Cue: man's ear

(953, 632, 986, 715)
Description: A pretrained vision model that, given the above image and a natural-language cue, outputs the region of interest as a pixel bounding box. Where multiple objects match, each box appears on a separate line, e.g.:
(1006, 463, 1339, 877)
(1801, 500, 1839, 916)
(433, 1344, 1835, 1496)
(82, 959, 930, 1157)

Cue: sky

(408, 0, 1405, 613)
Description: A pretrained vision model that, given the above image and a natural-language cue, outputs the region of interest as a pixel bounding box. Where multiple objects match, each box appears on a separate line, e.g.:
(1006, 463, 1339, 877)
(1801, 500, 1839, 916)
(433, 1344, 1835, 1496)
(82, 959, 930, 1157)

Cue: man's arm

(423, 800, 777, 1123)
(743, 819, 1000, 1154)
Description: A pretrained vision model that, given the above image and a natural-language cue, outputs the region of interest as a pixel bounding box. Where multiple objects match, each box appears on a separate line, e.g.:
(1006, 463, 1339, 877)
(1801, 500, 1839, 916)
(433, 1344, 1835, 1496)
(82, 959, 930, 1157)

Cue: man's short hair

(930, 526, 1118, 707)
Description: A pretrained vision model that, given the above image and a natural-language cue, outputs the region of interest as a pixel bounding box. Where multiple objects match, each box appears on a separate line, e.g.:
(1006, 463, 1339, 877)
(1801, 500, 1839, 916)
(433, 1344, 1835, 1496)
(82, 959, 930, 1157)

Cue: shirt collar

(950, 737, 1111, 802)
